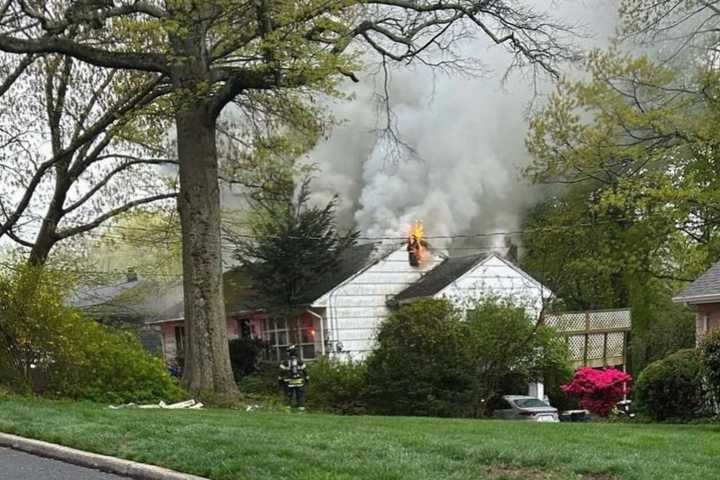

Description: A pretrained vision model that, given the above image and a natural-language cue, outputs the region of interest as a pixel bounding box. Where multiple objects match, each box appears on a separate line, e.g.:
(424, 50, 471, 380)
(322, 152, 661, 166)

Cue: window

(487, 397, 512, 411)
(174, 326, 185, 354)
(498, 399, 513, 410)
(704, 315, 710, 334)
(263, 316, 317, 361)
(513, 398, 549, 408)
(239, 318, 252, 338)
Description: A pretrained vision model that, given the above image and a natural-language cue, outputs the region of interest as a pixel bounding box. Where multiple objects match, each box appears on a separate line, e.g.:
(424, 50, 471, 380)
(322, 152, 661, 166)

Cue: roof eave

(145, 316, 184, 325)
(672, 293, 720, 304)
(393, 296, 424, 306)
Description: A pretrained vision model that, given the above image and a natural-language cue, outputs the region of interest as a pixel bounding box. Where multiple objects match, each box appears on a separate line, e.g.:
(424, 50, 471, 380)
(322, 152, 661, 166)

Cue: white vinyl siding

(313, 245, 442, 360)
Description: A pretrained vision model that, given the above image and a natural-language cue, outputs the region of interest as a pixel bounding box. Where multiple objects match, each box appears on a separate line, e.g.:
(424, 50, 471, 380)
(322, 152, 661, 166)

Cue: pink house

(673, 260, 720, 344)
(147, 311, 266, 365)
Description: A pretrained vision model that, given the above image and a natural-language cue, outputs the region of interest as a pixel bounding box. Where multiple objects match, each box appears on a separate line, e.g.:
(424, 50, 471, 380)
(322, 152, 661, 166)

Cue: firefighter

(279, 345, 309, 411)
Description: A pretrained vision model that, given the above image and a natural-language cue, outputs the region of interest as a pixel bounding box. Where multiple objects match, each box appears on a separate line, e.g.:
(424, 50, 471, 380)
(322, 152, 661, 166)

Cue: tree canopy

(521, 43, 715, 371)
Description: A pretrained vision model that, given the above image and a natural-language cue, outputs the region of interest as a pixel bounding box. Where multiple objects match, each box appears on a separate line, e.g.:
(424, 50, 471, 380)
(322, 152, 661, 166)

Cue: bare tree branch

(57, 193, 177, 240)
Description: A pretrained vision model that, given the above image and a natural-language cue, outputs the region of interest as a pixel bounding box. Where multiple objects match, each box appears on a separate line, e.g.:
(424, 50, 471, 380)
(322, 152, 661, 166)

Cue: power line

(80, 218, 627, 242)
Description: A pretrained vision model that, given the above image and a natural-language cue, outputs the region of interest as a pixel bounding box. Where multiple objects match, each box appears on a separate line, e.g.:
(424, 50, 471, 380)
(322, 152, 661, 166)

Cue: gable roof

(394, 253, 489, 302)
(674, 260, 720, 303)
(297, 242, 383, 305)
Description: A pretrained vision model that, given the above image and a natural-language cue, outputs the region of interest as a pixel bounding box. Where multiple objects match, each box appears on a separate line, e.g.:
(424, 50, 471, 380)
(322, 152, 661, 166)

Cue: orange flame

(409, 221, 424, 243)
(407, 221, 427, 266)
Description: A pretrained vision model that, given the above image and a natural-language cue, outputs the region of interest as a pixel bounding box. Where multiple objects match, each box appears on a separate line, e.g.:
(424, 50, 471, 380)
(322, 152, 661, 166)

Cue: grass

(0, 397, 718, 480)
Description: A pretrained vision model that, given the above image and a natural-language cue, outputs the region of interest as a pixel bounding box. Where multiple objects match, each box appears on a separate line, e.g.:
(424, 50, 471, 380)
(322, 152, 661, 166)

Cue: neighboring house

(151, 242, 552, 364)
(69, 270, 183, 355)
(146, 268, 265, 364)
(673, 260, 720, 343)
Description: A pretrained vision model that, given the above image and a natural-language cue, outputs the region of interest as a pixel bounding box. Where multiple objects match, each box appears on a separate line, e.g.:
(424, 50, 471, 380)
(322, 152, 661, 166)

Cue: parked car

(491, 395, 559, 422)
(559, 409, 591, 422)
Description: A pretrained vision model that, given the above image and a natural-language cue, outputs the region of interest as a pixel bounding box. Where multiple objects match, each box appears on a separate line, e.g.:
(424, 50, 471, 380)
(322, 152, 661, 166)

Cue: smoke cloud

(306, 1, 619, 248)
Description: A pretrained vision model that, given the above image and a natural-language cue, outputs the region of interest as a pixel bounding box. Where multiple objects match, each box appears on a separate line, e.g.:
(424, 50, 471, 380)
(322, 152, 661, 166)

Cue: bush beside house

(307, 357, 369, 415)
(366, 300, 476, 417)
(365, 298, 570, 417)
(631, 331, 720, 422)
(634, 349, 706, 421)
(700, 330, 720, 410)
(229, 337, 267, 380)
(0, 265, 184, 404)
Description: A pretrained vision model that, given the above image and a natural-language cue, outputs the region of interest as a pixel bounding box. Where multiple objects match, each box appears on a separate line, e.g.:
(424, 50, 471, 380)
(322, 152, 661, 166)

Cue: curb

(0, 432, 209, 480)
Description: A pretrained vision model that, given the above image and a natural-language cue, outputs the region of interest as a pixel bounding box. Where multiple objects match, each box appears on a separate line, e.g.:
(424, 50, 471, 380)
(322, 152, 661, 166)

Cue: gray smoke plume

(307, 1, 619, 248)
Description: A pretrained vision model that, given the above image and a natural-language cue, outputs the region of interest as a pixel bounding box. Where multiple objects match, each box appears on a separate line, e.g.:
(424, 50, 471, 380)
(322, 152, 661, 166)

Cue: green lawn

(0, 397, 718, 480)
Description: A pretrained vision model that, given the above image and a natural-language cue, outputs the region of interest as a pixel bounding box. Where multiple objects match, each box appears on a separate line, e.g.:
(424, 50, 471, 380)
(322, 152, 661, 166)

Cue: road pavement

(0, 446, 131, 480)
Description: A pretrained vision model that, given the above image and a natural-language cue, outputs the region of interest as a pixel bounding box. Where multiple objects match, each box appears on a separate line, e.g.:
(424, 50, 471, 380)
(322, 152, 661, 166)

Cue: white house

(305, 242, 443, 359)
(149, 242, 549, 364)
(393, 252, 548, 319)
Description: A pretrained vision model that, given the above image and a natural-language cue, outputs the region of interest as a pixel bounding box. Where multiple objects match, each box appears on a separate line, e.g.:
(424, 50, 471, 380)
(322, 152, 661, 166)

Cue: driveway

(0, 447, 130, 479)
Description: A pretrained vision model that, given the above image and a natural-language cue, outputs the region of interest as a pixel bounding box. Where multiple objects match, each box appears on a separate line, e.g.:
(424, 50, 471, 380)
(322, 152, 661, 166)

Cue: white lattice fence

(544, 309, 631, 367)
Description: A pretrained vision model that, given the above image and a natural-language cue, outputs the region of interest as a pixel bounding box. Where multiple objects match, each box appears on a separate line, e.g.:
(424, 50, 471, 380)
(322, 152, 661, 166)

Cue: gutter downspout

(306, 309, 325, 356)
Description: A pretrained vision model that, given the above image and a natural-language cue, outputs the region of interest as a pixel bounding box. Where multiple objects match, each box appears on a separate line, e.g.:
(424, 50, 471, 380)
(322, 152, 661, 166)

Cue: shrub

(634, 349, 706, 421)
(701, 329, 720, 410)
(0, 265, 184, 403)
(366, 297, 571, 417)
(229, 337, 267, 380)
(53, 322, 185, 404)
(237, 364, 282, 397)
(307, 357, 368, 414)
(366, 299, 475, 417)
(465, 297, 571, 415)
(562, 368, 632, 417)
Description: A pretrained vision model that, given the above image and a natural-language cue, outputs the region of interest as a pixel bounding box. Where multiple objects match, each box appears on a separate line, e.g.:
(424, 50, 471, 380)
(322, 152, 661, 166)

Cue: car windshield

(513, 398, 549, 408)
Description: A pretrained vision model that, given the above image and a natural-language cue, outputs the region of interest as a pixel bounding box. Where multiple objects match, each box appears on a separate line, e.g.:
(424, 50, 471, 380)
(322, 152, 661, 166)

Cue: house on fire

(147, 242, 549, 364)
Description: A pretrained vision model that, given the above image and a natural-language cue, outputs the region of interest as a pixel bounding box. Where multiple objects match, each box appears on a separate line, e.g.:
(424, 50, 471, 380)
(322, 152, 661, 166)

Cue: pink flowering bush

(561, 368, 632, 417)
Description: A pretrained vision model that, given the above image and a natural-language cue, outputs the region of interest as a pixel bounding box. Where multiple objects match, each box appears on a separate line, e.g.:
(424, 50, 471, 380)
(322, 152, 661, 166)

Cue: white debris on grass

(109, 399, 204, 410)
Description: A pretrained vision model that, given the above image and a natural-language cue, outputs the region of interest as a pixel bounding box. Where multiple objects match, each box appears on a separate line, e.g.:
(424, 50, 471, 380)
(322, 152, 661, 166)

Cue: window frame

(174, 325, 185, 354)
(262, 316, 317, 362)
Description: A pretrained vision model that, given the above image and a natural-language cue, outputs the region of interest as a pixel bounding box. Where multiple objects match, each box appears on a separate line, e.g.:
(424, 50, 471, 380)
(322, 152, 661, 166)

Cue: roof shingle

(296, 242, 386, 304)
(394, 253, 488, 302)
(675, 260, 720, 302)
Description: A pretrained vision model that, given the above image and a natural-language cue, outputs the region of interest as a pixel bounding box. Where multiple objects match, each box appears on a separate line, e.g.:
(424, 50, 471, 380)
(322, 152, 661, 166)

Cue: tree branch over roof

(57, 192, 177, 240)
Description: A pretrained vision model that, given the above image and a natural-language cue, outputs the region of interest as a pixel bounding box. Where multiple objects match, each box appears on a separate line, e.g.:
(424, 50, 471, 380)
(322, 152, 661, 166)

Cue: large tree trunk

(175, 99, 237, 398)
(28, 219, 58, 266)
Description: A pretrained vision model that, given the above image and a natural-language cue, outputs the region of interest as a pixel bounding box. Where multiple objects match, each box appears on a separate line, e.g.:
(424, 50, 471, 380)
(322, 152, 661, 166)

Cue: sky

(304, 0, 620, 248)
